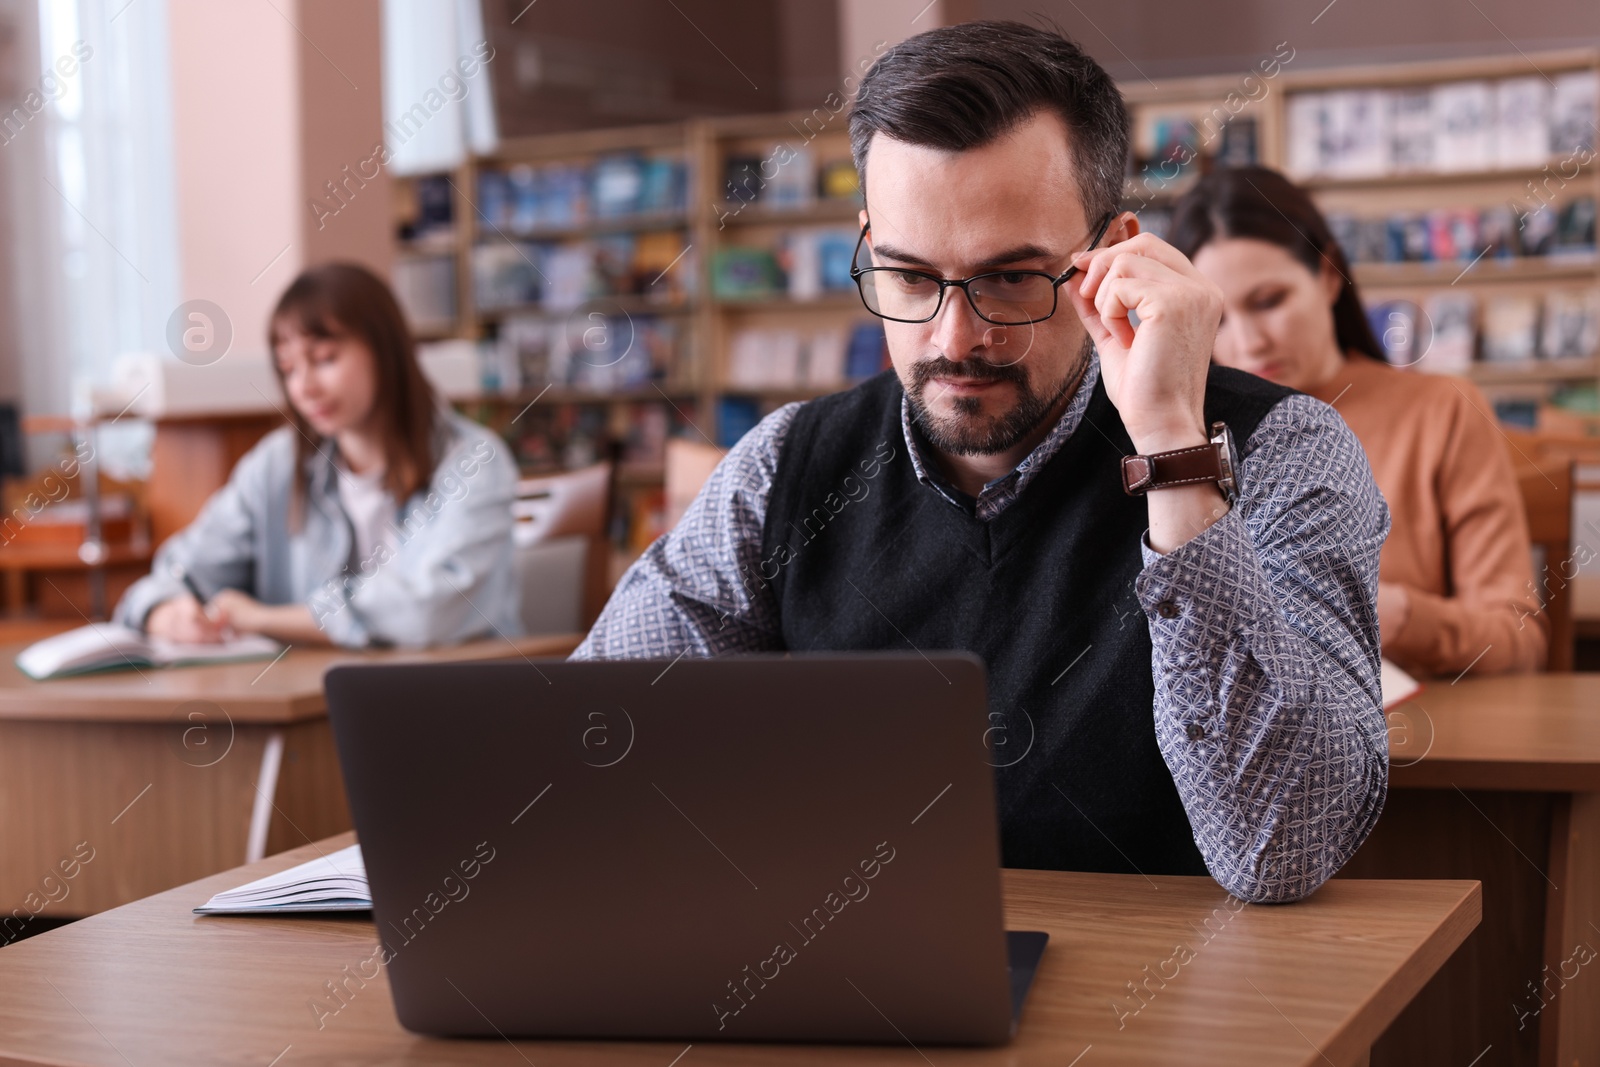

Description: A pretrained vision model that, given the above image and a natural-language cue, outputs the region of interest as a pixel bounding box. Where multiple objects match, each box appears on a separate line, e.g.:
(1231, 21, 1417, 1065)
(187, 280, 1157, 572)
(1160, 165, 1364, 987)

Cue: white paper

(16, 623, 281, 681)
(1381, 658, 1422, 710)
(196, 844, 370, 914)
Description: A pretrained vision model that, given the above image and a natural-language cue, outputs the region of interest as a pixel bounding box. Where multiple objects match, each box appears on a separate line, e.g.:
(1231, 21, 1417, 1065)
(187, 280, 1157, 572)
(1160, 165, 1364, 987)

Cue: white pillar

(166, 0, 390, 371)
(167, 0, 302, 357)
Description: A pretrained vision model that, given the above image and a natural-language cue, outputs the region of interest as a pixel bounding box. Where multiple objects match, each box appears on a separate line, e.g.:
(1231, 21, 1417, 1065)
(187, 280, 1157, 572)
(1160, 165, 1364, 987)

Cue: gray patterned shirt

(575, 353, 1392, 904)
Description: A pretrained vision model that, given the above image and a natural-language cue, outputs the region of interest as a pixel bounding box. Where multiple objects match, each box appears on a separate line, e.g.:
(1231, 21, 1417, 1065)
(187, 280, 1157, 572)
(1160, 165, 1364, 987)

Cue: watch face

(1210, 421, 1239, 501)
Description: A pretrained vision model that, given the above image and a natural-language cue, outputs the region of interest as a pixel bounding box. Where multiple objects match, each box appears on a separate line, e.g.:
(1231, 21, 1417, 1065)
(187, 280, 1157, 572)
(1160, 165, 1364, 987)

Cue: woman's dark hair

(268, 262, 439, 520)
(1167, 165, 1385, 362)
(849, 20, 1130, 224)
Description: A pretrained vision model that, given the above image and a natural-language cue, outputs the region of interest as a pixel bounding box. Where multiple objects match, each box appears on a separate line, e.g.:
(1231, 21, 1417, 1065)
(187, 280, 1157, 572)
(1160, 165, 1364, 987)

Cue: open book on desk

(15, 623, 282, 680)
(196, 844, 369, 915)
(1381, 657, 1423, 710)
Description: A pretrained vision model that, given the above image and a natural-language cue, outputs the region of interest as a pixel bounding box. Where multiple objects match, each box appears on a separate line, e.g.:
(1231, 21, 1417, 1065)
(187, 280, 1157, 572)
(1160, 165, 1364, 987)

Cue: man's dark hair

(849, 20, 1130, 224)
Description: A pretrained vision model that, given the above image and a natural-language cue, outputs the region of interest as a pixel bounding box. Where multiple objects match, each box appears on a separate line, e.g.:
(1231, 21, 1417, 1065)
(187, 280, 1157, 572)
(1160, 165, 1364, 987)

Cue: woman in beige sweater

(1168, 166, 1546, 676)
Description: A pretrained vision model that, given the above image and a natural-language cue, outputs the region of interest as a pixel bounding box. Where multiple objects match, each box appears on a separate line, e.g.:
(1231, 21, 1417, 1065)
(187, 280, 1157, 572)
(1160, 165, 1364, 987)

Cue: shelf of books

(1122, 48, 1600, 431)
(390, 50, 1597, 561)
(699, 112, 883, 450)
(390, 113, 888, 561)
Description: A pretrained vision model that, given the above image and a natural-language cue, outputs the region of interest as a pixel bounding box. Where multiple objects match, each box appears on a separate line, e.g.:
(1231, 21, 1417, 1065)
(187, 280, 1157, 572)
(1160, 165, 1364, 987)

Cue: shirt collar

(898, 350, 1102, 511)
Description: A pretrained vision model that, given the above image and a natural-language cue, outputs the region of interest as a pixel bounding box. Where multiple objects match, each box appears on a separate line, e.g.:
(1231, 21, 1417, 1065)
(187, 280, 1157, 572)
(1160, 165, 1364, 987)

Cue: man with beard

(574, 21, 1389, 904)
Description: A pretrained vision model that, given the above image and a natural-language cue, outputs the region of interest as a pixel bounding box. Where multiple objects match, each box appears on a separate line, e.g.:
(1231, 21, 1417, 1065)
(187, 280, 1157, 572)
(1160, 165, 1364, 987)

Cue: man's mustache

(909, 357, 1026, 390)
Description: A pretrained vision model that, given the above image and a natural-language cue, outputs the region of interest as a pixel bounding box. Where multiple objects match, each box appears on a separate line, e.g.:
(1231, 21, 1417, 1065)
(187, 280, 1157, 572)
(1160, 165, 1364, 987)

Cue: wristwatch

(1121, 421, 1239, 503)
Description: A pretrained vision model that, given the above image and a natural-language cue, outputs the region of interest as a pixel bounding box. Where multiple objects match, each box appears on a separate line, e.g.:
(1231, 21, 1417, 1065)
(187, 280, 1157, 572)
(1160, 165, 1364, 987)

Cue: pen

(171, 564, 210, 611)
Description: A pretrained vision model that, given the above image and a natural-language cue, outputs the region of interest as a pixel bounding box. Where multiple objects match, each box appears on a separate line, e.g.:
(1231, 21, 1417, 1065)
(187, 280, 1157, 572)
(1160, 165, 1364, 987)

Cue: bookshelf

(391, 112, 884, 559)
(392, 50, 1598, 560)
(1121, 48, 1600, 429)
(697, 111, 882, 451)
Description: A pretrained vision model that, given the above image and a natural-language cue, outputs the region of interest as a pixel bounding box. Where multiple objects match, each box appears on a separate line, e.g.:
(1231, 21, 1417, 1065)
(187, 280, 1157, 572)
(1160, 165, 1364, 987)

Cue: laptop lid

(325, 653, 1019, 1044)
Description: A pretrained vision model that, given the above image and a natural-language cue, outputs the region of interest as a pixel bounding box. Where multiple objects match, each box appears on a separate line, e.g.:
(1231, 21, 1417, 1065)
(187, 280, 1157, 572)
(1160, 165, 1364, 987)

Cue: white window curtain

(2, 0, 179, 471)
(39, 0, 179, 413)
(382, 0, 499, 176)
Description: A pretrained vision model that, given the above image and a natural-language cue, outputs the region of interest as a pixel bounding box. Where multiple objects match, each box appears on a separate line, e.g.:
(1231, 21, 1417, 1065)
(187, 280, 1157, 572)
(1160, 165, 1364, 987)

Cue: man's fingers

(1078, 243, 1183, 301)
(1067, 282, 1134, 350)
(1075, 231, 1200, 277)
(1093, 273, 1173, 329)
(1073, 232, 1204, 303)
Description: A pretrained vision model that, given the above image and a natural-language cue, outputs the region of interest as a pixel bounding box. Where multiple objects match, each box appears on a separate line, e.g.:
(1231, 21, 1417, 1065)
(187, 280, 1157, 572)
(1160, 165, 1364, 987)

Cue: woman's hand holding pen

(207, 588, 270, 636)
(146, 595, 228, 644)
(148, 587, 315, 645)
(147, 563, 231, 643)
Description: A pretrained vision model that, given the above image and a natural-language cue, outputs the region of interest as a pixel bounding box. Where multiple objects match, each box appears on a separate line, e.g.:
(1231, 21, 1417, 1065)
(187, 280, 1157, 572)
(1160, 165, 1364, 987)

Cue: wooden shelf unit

(389, 51, 1598, 560)
(1120, 48, 1600, 402)
(392, 112, 876, 458)
(390, 113, 880, 557)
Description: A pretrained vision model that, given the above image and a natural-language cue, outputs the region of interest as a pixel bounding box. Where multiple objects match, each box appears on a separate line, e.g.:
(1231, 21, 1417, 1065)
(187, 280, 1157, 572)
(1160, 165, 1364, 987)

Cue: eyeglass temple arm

(1053, 211, 1119, 283)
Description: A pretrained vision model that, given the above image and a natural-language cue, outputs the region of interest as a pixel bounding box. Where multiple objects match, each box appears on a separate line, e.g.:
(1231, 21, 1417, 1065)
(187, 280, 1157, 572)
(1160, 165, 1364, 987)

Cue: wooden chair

(513, 462, 615, 629)
(1515, 460, 1576, 672)
(664, 438, 725, 529)
(1575, 462, 1600, 643)
(1505, 426, 1600, 653)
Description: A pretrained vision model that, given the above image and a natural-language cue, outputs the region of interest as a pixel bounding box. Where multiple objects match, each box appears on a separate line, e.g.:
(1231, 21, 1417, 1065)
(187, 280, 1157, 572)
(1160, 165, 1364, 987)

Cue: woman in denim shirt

(115, 263, 520, 648)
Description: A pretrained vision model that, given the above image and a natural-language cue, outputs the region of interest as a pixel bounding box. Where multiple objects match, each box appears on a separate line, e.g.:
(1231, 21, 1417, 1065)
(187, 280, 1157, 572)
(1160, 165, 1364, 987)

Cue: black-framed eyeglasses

(849, 212, 1116, 326)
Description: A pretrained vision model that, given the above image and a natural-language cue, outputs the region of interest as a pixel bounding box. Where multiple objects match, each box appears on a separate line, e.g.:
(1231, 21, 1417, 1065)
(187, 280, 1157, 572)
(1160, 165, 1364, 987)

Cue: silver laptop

(325, 653, 1046, 1045)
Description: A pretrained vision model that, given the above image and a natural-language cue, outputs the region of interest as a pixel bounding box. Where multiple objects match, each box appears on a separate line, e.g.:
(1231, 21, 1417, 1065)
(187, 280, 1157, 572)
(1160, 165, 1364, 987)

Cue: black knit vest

(760, 366, 1292, 874)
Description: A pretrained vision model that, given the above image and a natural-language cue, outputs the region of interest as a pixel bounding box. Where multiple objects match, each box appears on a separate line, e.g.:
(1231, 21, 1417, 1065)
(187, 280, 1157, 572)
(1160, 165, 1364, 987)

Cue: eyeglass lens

(858, 270, 1060, 325)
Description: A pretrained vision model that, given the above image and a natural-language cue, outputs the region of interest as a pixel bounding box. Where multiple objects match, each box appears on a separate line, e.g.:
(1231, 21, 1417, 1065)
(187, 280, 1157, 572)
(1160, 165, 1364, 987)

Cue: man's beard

(905, 337, 1092, 457)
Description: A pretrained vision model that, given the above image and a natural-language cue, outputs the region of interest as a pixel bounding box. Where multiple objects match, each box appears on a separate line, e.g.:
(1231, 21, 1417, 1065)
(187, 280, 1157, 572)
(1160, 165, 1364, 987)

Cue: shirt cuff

(113, 575, 184, 633)
(1135, 508, 1259, 639)
(1134, 511, 1264, 736)
(307, 582, 372, 649)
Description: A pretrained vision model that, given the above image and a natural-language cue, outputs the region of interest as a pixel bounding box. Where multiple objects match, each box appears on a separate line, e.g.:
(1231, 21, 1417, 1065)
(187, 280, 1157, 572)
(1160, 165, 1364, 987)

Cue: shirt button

(1185, 723, 1204, 741)
(1156, 601, 1181, 620)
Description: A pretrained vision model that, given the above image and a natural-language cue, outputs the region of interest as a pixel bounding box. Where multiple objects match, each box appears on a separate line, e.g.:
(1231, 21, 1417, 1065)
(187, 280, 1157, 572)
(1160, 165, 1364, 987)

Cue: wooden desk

(0, 635, 581, 920)
(0, 834, 1478, 1067)
(1343, 674, 1600, 1067)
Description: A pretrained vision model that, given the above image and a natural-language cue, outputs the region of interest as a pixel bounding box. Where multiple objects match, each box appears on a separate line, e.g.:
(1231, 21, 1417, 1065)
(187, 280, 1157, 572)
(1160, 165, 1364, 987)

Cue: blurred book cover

(1481, 294, 1542, 362)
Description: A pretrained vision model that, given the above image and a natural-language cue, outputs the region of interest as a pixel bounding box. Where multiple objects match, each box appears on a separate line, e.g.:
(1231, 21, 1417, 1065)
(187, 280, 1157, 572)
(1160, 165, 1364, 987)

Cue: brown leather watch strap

(1121, 442, 1225, 495)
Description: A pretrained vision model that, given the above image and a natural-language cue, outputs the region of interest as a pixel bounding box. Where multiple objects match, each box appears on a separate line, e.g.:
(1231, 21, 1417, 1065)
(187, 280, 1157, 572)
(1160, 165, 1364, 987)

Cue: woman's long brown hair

(1167, 165, 1386, 363)
(268, 262, 440, 526)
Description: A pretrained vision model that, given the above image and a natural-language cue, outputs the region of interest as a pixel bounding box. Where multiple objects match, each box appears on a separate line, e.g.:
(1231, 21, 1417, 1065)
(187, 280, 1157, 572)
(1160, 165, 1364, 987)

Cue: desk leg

(1542, 792, 1600, 1067)
(245, 730, 286, 864)
(261, 717, 352, 859)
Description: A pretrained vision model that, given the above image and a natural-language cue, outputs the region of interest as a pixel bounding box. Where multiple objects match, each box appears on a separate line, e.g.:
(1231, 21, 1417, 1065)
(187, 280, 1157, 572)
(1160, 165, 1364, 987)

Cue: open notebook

(196, 844, 369, 915)
(1381, 658, 1423, 710)
(15, 623, 282, 680)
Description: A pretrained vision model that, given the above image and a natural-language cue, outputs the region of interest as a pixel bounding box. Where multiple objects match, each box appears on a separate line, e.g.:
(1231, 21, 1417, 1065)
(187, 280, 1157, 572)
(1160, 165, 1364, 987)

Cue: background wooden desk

(0, 635, 581, 920)
(1342, 673, 1600, 1067)
(0, 834, 1478, 1067)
